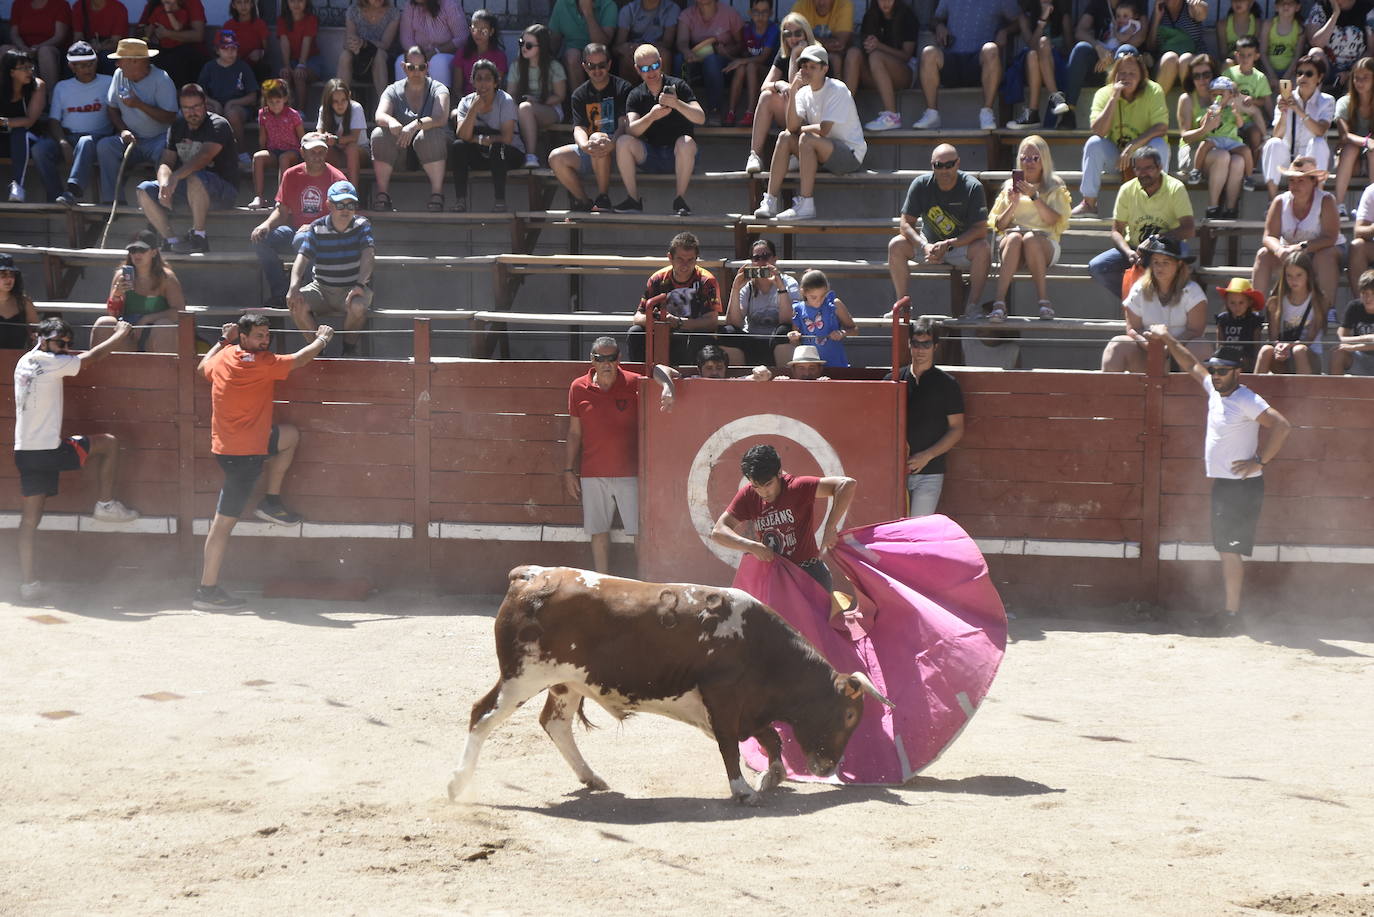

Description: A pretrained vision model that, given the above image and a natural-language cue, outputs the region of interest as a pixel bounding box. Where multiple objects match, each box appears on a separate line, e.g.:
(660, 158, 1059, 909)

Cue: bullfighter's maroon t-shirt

(726, 473, 822, 564)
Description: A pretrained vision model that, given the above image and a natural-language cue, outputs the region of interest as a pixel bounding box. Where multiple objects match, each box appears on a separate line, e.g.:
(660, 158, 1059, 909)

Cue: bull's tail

(575, 695, 598, 730)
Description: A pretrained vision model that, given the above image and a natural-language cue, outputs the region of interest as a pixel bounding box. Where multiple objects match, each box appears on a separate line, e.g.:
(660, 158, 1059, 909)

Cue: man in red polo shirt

(250, 131, 345, 307)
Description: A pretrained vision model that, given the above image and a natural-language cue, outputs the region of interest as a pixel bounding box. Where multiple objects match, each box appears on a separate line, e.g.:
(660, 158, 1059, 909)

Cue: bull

(447, 565, 893, 805)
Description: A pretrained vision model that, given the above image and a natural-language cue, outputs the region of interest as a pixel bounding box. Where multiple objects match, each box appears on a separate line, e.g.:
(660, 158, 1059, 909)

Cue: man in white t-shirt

(752, 45, 866, 222)
(1146, 331, 1292, 635)
(13, 317, 140, 603)
(33, 42, 115, 204)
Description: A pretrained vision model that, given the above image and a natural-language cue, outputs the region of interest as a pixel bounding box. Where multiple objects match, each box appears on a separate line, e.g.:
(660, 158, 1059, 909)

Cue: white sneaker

(92, 499, 139, 523)
(8, 181, 24, 203)
(523, 153, 540, 169)
(864, 111, 902, 131)
(745, 151, 763, 174)
(1049, 91, 1071, 115)
(979, 107, 997, 130)
(912, 109, 941, 130)
(787, 154, 799, 171)
(776, 196, 816, 220)
(753, 192, 779, 219)
(19, 581, 46, 602)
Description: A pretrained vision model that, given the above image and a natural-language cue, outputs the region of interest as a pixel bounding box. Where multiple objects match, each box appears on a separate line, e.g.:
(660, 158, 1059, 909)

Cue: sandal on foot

(374, 191, 394, 211)
(427, 193, 444, 212)
(988, 303, 1008, 322)
(451, 196, 468, 212)
(1037, 301, 1055, 321)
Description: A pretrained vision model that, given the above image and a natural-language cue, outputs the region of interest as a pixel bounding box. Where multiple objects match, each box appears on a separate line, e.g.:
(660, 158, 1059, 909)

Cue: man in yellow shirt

(1087, 145, 1195, 298)
(788, 0, 854, 81)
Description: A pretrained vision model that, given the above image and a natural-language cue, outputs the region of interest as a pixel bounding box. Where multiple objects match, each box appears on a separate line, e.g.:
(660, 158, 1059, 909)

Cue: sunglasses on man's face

(591, 352, 619, 363)
(405, 62, 427, 70)
(333, 200, 359, 210)
(1297, 69, 1318, 77)
(909, 338, 935, 350)
(584, 59, 609, 70)
(522, 40, 538, 49)
(781, 29, 800, 37)
(932, 159, 958, 169)
(1207, 366, 1236, 375)
(637, 60, 663, 72)
(46, 337, 73, 350)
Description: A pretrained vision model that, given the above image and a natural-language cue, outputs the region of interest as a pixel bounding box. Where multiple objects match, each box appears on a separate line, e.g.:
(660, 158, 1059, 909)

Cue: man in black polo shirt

(135, 82, 239, 254)
(550, 42, 632, 212)
(615, 43, 705, 216)
(885, 317, 965, 516)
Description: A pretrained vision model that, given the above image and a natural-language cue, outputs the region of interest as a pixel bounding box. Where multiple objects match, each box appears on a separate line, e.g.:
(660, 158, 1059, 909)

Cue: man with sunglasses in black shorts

(1145, 331, 1292, 635)
(13, 317, 140, 602)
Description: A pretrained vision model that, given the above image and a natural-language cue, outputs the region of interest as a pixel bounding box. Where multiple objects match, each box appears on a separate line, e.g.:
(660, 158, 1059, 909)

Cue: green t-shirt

(1113, 174, 1193, 247)
(1090, 80, 1168, 145)
(1190, 93, 1241, 141)
(548, 0, 619, 49)
(1225, 65, 1271, 99)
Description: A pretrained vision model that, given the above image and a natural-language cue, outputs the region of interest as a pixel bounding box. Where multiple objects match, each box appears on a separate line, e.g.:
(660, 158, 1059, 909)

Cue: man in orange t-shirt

(194, 312, 333, 610)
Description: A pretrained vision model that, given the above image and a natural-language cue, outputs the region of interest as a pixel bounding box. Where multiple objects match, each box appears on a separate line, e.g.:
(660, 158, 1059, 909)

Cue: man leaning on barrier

(287, 180, 375, 357)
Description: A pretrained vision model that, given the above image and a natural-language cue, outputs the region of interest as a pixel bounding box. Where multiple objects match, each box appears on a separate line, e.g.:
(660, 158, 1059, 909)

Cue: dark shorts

(642, 141, 695, 174)
(214, 425, 281, 517)
(798, 557, 833, 593)
(14, 436, 91, 498)
(942, 50, 986, 89)
(137, 169, 239, 210)
(1211, 476, 1264, 556)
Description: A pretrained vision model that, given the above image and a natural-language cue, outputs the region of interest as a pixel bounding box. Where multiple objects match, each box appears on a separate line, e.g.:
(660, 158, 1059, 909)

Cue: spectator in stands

(768, 343, 831, 379)
(564, 336, 645, 574)
(1004, 0, 1075, 131)
(222, 0, 269, 82)
(787, 268, 855, 366)
(789, 0, 854, 82)
(93, 229, 183, 352)
(135, 82, 238, 254)
(549, 0, 618, 90)
(1145, 0, 1206, 95)
(1332, 56, 1374, 218)
(988, 134, 1071, 321)
(1087, 145, 1193, 300)
(1, 49, 48, 202)
(1306, 0, 1369, 91)
(453, 9, 504, 96)
(371, 45, 452, 212)
(97, 38, 176, 205)
(1214, 277, 1266, 373)
(675, 0, 744, 125)
(1178, 68, 1254, 220)
(1218, 0, 1261, 59)
(723, 0, 778, 127)
(1332, 268, 1374, 374)
(752, 45, 865, 222)
(912, 0, 1024, 131)
(1252, 157, 1343, 312)
(616, 44, 704, 216)
(627, 230, 720, 363)
(450, 58, 522, 211)
(884, 317, 964, 517)
(1262, 53, 1334, 197)
(887, 143, 993, 321)
(1226, 36, 1272, 166)
(1348, 168, 1374, 285)
(614, 0, 679, 81)
(849, 0, 918, 133)
(341, 0, 400, 95)
(198, 30, 257, 162)
(509, 24, 568, 169)
(1255, 250, 1327, 374)
(140, 0, 206, 89)
(288, 180, 374, 357)
(1071, 45, 1168, 217)
(695, 342, 731, 377)
(743, 13, 816, 175)
(317, 78, 368, 185)
(1101, 235, 1208, 372)
(0, 253, 39, 349)
(550, 42, 630, 212)
(397, 0, 466, 89)
(13, 316, 139, 603)
(721, 238, 796, 367)
(1041, 0, 1128, 130)
(1261, 0, 1304, 95)
(277, 0, 323, 117)
(1142, 332, 1291, 635)
(0, 0, 70, 88)
(251, 132, 345, 307)
(249, 79, 305, 208)
(72, 0, 131, 75)
(195, 313, 334, 610)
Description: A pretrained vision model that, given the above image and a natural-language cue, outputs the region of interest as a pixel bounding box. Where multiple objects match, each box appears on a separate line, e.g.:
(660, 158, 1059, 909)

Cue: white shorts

(581, 476, 638, 536)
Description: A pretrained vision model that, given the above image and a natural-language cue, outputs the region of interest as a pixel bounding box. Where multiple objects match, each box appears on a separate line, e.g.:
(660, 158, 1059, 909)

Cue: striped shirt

(297, 214, 374, 287)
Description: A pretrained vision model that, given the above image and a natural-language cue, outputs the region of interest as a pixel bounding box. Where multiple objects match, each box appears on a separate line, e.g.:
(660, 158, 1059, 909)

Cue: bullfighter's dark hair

(36, 316, 73, 341)
(668, 232, 701, 257)
(910, 317, 939, 342)
(740, 444, 781, 484)
(238, 312, 272, 335)
(696, 343, 729, 369)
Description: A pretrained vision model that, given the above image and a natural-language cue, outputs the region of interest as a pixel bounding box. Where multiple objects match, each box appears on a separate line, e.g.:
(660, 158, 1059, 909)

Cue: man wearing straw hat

(95, 38, 177, 205)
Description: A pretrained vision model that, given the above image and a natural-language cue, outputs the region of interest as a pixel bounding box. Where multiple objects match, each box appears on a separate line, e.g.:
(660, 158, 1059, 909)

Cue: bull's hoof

(582, 775, 610, 791)
(447, 774, 471, 802)
(733, 790, 764, 807)
(758, 763, 785, 792)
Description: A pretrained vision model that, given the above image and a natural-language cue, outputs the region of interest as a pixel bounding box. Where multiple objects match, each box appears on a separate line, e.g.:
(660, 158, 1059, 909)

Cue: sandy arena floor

(3, 581, 1373, 916)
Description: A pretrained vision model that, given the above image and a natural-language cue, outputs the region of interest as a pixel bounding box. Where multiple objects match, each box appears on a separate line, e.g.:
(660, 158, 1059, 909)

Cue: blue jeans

(681, 52, 727, 113)
(34, 128, 113, 199)
(1044, 41, 1104, 129)
(5, 128, 38, 189)
(1080, 134, 1170, 199)
(254, 224, 310, 303)
(906, 473, 945, 517)
(97, 132, 167, 204)
(1088, 247, 1132, 299)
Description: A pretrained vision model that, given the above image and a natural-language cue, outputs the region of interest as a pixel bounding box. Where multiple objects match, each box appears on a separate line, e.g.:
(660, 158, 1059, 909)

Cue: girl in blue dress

(787, 269, 856, 367)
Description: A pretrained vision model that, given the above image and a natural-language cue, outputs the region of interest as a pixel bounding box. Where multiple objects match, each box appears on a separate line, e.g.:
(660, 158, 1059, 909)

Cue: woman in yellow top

(988, 134, 1071, 321)
(1071, 45, 1169, 216)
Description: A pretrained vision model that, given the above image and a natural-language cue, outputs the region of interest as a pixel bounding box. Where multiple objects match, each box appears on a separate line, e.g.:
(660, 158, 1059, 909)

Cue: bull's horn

(847, 672, 895, 708)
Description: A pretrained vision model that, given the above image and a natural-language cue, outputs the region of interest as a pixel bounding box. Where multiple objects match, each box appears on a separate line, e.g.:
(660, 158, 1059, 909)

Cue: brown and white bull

(447, 565, 893, 805)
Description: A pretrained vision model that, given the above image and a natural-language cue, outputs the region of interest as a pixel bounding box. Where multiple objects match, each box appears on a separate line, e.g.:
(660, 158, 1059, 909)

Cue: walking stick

(99, 139, 136, 250)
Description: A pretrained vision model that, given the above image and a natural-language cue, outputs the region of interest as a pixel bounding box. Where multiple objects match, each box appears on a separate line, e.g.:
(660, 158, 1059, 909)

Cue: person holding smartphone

(91, 229, 185, 353)
(614, 43, 704, 215)
(721, 238, 798, 368)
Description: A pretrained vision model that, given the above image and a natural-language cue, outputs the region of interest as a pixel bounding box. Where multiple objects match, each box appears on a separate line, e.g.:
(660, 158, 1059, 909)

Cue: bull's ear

(846, 673, 896, 708)
(837, 674, 863, 700)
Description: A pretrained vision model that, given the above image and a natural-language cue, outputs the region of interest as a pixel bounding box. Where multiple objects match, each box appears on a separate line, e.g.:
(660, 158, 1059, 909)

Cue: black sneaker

(592, 193, 613, 212)
(172, 234, 208, 254)
(1205, 205, 1222, 220)
(613, 196, 643, 213)
(254, 502, 303, 525)
(672, 195, 691, 216)
(193, 585, 246, 610)
(569, 195, 593, 212)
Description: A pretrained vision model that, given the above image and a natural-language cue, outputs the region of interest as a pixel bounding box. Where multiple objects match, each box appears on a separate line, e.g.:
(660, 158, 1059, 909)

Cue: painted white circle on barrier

(686, 414, 846, 566)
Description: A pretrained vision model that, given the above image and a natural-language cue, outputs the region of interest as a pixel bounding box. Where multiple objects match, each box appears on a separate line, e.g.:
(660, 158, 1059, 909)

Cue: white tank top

(1280, 293, 1313, 337)
(1280, 190, 1331, 242)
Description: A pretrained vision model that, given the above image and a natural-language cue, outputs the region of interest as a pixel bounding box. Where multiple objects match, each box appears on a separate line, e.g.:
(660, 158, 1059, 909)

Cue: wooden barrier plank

(430, 439, 562, 471)
(429, 502, 582, 526)
(31, 480, 179, 516)
(432, 412, 565, 440)
(956, 449, 1143, 484)
(985, 555, 1145, 605)
(954, 370, 1145, 397)
(251, 402, 416, 435)
(63, 387, 178, 423)
(429, 470, 564, 505)
(75, 354, 180, 389)
(961, 392, 1146, 419)
(943, 481, 1143, 519)
(191, 492, 413, 524)
(426, 384, 568, 416)
(1161, 457, 1374, 498)
(1163, 391, 1374, 430)
(959, 513, 1143, 542)
(1160, 493, 1374, 538)
(191, 431, 416, 464)
(193, 459, 413, 497)
(961, 416, 1144, 451)
(430, 360, 587, 388)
